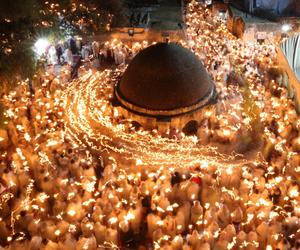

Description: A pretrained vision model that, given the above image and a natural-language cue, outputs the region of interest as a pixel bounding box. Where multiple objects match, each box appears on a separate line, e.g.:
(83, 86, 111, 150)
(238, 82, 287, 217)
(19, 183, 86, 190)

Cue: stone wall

(110, 28, 185, 43)
(116, 105, 215, 133)
(277, 46, 300, 112)
(237, 0, 299, 16)
(227, 14, 245, 39)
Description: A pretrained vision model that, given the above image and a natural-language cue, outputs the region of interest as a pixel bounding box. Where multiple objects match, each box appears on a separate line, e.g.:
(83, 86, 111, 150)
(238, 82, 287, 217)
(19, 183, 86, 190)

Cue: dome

(115, 43, 215, 118)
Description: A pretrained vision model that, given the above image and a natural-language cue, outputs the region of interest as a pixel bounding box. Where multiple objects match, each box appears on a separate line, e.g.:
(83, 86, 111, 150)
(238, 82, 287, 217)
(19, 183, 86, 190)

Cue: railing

(278, 33, 300, 112)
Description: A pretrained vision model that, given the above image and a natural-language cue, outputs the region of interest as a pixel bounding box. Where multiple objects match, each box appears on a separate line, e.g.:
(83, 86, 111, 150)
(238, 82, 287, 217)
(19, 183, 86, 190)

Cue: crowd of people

(1, 1, 300, 250)
(43, 37, 150, 80)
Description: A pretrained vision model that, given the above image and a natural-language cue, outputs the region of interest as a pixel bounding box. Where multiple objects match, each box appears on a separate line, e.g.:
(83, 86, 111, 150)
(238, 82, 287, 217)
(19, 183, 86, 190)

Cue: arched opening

(130, 121, 142, 131)
(182, 120, 198, 136)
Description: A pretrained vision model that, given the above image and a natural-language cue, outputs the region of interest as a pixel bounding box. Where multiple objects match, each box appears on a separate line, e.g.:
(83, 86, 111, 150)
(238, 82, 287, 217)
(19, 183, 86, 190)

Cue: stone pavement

(87, 0, 185, 44)
(150, 0, 183, 30)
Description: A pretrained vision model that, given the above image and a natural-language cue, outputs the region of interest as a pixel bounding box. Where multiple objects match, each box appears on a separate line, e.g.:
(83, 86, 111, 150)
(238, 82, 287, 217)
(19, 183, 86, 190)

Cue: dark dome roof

(115, 43, 215, 117)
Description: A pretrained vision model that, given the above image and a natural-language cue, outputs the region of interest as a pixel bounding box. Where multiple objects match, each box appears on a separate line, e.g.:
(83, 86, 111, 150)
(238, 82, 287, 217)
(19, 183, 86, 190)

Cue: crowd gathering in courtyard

(44, 36, 150, 79)
(1, 1, 300, 250)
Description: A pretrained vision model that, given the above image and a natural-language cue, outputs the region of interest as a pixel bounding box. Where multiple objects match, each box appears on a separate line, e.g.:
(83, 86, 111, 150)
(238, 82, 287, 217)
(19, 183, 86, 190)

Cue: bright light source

(34, 38, 49, 56)
(282, 24, 291, 33)
(219, 11, 226, 19)
(205, 0, 212, 5)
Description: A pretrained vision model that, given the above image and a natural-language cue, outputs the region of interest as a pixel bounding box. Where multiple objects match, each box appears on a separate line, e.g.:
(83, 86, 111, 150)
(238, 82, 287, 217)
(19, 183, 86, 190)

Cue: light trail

(63, 69, 244, 168)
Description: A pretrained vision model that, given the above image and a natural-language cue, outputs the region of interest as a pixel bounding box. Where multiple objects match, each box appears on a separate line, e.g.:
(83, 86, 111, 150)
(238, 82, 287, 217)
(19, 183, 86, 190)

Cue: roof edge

(114, 83, 216, 118)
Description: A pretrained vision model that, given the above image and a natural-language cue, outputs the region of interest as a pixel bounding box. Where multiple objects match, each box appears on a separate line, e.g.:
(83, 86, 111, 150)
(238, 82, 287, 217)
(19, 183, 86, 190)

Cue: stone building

(114, 43, 216, 132)
(232, 0, 300, 17)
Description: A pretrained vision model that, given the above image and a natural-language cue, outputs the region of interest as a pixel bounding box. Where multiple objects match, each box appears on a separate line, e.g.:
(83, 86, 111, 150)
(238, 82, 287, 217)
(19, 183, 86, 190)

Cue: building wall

(117, 105, 215, 132)
(277, 40, 300, 112)
(227, 14, 245, 39)
(295, 1, 300, 16)
(236, 0, 298, 16)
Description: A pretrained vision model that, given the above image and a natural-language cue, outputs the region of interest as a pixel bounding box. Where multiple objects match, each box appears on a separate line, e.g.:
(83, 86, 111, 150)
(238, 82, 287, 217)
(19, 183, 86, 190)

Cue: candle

(175, 205, 189, 234)
(256, 177, 266, 193)
(187, 230, 201, 248)
(67, 202, 84, 221)
(7, 121, 18, 146)
(182, 243, 193, 250)
(56, 220, 69, 237)
(147, 214, 161, 237)
(292, 137, 300, 152)
(219, 224, 236, 242)
(76, 236, 97, 250)
(105, 228, 118, 245)
(186, 182, 200, 201)
(256, 222, 269, 245)
(163, 215, 176, 237)
(198, 242, 210, 250)
(18, 172, 30, 192)
(201, 184, 219, 206)
(236, 231, 247, 246)
(171, 235, 183, 250)
(203, 207, 217, 227)
(231, 207, 243, 224)
(214, 239, 229, 250)
(61, 233, 76, 250)
(157, 195, 170, 212)
(0, 129, 9, 149)
(119, 219, 129, 233)
(29, 236, 42, 250)
(44, 240, 59, 250)
(229, 169, 241, 189)
(247, 231, 259, 250)
(94, 222, 106, 244)
(92, 206, 103, 223)
(152, 228, 163, 242)
(28, 219, 41, 236)
(0, 221, 9, 244)
(217, 204, 230, 228)
(197, 126, 210, 144)
(191, 201, 203, 225)
(44, 221, 57, 242)
(207, 221, 219, 244)
(81, 218, 94, 237)
(40, 176, 55, 195)
(128, 203, 142, 233)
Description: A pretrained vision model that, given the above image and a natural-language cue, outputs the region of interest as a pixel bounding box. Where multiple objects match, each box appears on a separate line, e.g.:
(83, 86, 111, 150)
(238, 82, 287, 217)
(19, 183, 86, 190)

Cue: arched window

(182, 120, 198, 135)
(130, 121, 142, 131)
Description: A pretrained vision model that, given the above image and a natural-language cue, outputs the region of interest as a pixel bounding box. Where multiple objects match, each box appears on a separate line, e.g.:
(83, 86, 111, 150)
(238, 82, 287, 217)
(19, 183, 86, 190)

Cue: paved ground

(88, 0, 185, 44)
(150, 0, 183, 30)
(230, 5, 275, 24)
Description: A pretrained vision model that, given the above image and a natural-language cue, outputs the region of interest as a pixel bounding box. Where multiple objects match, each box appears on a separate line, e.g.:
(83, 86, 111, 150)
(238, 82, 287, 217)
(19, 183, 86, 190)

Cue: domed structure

(114, 43, 216, 132)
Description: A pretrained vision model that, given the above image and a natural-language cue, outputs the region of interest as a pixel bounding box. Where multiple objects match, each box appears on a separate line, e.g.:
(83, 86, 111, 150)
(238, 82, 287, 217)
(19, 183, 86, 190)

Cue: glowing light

(124, 212, 135, 221)
(282, 24, 291, 33)
(34, 38, 49, 56)
(1, 1, 300, 249)
(108, 217, 118, 225)
(54, 229, 61, 236)
(289, 187, 299, 198)
(67, 209, 76, 217)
